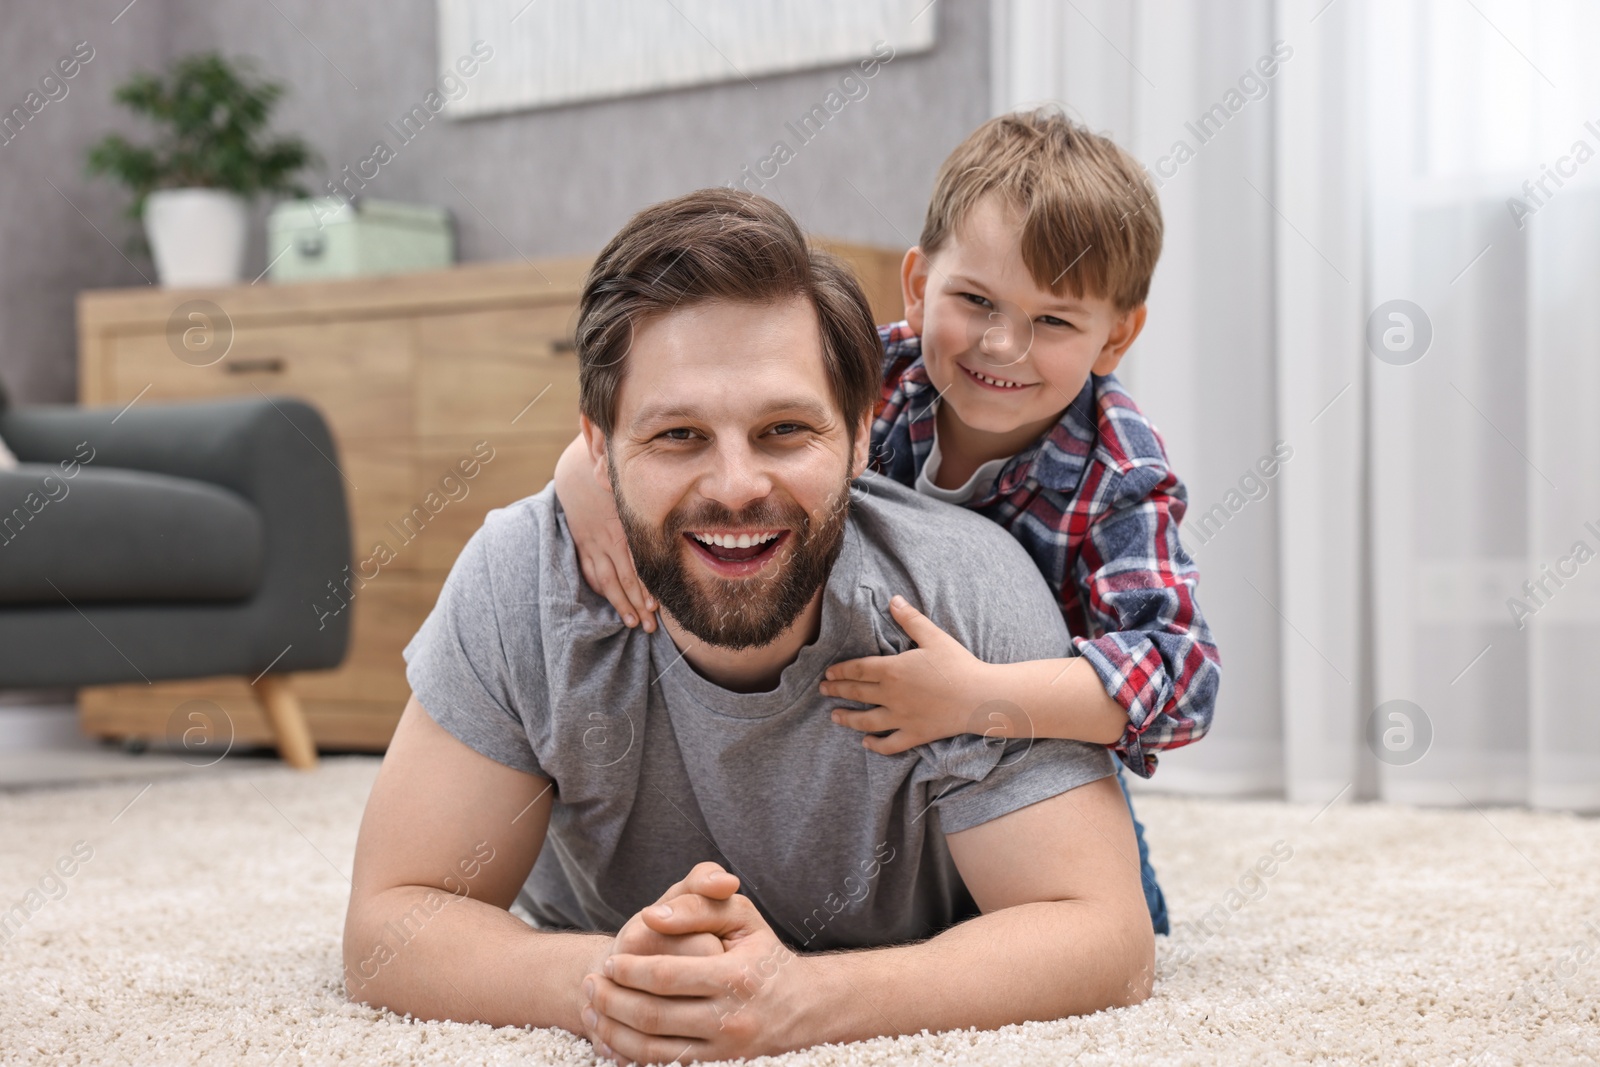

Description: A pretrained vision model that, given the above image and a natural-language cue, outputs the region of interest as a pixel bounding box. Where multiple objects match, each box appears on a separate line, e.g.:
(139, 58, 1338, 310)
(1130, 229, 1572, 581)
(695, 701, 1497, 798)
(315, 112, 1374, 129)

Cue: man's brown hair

(576, 188, 881, 441)
(920, 107, 1163, 311)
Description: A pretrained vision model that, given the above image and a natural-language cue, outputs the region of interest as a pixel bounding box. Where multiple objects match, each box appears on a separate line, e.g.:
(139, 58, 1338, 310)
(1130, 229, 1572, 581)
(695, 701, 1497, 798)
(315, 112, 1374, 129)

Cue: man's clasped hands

(580, 861, 814, 1064)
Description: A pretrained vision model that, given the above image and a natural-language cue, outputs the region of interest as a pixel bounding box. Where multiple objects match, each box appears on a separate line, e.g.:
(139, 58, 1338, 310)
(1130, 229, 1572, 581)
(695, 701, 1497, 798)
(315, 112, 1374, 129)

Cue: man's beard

(609, 458, 851, 651)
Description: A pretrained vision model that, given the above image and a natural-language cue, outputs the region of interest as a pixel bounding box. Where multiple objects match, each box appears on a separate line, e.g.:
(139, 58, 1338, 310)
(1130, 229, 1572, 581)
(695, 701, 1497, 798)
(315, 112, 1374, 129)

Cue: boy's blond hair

(920, 107, 1162, 311)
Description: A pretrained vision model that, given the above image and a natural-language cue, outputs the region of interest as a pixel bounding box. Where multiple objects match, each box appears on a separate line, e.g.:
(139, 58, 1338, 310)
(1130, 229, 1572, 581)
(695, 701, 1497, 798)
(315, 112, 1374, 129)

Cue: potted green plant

(86, 53, 317, 287)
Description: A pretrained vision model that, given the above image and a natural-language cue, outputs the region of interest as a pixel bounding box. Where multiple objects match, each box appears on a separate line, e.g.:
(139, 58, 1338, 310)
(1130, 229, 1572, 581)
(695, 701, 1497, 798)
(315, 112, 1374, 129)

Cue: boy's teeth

(973, 368, 1023, 388)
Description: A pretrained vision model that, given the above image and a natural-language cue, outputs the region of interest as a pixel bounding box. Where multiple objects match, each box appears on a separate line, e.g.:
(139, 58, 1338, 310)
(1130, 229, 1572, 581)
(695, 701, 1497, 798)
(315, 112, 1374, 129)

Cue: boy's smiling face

(903, 192, 1148, 452)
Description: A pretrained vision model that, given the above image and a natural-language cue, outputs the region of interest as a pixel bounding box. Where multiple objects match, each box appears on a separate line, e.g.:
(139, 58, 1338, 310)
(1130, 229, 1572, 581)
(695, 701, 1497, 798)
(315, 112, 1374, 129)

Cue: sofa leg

(254, 674, 318, 770)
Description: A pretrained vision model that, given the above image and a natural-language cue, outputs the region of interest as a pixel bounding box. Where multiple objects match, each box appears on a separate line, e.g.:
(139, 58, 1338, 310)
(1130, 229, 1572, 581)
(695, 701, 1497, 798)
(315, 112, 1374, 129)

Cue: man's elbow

(1062, 900, 1156, 1014)
(341, 890, 409, 1007)
(341, 902, 381, 1004)
(1108, 926, 1156, 1009)
(1102, 907, 1157, 1010)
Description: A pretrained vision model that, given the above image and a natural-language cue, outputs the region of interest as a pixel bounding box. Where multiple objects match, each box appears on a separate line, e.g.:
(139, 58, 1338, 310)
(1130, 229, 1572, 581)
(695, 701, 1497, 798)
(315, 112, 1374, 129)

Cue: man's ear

(577, 413, 615, 495)
(850, 412, 872, 479)
(1092, 304, 1148, 376)
(900, 246, 930, 335)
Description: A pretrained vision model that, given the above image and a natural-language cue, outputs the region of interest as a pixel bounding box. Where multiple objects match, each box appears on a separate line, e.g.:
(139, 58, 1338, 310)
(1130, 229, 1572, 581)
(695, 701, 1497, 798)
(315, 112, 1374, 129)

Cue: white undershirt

(914, 406, 1011, 505)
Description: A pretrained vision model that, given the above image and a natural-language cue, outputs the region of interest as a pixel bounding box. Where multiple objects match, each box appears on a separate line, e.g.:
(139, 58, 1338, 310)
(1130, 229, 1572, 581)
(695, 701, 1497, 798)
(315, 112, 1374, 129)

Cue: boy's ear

(1092, 304, 1148, 376)
(900, 246, 930, 334)
(578, 413, 615, 495)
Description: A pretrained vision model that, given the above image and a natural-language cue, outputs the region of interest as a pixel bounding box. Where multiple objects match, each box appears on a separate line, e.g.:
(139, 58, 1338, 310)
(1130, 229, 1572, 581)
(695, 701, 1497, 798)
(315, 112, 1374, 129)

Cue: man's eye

(769, 423, 807, 437)
(659, 428, 698, 441)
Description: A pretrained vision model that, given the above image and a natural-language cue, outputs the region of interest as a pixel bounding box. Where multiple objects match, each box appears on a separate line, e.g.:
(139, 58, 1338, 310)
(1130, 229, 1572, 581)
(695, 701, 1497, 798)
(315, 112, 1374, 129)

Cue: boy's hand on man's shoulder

(820, 594, 994, 754)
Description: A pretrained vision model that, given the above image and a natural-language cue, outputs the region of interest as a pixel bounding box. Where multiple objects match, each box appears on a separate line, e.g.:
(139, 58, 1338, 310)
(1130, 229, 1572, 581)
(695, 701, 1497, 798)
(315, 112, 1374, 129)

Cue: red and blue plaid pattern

(869, 322, 1220, 778)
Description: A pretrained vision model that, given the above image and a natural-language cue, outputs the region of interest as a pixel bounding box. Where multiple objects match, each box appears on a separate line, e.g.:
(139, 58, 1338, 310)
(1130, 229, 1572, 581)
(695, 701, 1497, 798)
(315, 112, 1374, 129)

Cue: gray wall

(0, 0, 990, 404)
(0, 1, 174, 403)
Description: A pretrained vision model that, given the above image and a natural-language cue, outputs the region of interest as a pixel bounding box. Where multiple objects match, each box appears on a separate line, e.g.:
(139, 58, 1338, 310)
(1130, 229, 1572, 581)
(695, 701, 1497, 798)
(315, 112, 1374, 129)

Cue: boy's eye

(959, 292, 993, 309)
(1039, 315, 1074, 329)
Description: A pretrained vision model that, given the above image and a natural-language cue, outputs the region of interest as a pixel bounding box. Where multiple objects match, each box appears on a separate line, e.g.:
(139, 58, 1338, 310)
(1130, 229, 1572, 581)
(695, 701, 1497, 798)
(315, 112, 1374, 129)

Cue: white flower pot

(144, 188, 249, 287)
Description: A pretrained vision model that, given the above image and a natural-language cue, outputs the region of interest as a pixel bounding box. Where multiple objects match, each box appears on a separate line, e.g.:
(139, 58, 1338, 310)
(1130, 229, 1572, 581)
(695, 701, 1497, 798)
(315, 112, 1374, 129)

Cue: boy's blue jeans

(1115, 764, 1169, 935)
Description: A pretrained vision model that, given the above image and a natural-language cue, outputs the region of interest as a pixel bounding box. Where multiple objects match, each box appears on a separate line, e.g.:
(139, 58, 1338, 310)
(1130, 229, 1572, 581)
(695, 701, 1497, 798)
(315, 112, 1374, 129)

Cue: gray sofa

(0, 391, 352, 768)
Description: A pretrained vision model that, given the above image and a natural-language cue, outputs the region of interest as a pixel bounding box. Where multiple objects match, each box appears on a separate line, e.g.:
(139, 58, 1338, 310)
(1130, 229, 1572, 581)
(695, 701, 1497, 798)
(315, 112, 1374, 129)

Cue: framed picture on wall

(436, 0, 938, 117)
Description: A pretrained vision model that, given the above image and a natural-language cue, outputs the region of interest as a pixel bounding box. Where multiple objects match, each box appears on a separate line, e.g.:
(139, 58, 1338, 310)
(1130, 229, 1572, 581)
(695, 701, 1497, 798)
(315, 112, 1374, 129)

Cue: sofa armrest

(0, 395, 353, 671)
(1, 396, 324, 495)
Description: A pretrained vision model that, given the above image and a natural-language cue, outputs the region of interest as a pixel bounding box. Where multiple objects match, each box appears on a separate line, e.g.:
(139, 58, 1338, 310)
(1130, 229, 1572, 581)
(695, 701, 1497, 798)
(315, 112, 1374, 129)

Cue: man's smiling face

(592, 295, 867, 650)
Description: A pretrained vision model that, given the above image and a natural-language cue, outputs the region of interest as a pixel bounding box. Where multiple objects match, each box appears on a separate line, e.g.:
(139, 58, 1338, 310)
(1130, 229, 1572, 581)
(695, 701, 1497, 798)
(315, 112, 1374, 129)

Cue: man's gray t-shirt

(402, 472, 1113, 951)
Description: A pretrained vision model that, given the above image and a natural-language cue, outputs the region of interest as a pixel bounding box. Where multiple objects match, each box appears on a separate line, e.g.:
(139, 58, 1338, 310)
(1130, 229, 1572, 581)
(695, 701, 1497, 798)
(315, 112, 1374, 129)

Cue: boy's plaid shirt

(868, 322, 1221, 778)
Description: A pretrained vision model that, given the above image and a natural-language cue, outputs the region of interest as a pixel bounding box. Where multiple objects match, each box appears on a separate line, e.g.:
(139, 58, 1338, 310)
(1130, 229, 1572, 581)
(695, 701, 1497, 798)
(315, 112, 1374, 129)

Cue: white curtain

(992, 0, 1600, 812)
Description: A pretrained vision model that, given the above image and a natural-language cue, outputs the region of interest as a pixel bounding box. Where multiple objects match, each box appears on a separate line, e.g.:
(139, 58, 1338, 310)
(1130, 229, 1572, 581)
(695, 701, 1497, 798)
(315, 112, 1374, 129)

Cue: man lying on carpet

(344, 189, 1155, 1064)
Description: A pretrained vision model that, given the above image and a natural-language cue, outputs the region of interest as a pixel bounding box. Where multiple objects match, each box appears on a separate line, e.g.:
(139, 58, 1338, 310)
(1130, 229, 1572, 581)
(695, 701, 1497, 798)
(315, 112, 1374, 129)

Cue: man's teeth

(971, 368, 1026, 388)
(691, 531, 781, 549)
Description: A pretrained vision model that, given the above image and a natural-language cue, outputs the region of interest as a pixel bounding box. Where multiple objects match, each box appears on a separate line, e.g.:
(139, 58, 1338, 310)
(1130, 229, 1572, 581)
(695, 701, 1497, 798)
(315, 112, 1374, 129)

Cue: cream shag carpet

(3, 757, 1597, 1066)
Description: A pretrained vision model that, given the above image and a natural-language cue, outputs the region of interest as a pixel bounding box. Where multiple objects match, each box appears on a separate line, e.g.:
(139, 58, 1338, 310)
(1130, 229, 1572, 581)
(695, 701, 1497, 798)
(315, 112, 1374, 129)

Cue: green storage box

(266, 197, 453, 282)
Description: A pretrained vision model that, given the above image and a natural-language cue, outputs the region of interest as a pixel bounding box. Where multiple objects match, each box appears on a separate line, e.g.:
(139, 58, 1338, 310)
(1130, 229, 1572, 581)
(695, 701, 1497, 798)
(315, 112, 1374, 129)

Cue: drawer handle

(551, 338, 576, 355)
(224, 357, 286, 375)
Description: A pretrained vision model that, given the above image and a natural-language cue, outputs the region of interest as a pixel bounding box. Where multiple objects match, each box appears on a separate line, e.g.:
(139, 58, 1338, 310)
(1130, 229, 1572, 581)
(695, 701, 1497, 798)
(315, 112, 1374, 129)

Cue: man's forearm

(344, 885, 610, 1031)
(799, 898, 1152, 1045)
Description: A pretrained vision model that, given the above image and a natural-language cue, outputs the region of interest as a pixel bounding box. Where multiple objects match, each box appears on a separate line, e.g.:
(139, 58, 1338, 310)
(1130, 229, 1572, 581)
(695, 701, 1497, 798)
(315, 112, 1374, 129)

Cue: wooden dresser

(75, 244, 905, 753)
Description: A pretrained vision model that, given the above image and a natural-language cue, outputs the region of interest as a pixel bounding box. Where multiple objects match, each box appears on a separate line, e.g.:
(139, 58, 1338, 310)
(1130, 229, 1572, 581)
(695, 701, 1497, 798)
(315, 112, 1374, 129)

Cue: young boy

(553, 108, 1220, 935)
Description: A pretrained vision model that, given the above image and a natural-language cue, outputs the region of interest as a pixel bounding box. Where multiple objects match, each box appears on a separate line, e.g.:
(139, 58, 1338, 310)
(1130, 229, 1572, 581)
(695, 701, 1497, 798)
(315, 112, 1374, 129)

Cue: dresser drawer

(406, 433, 572, 573)
(413, 304, 581, 438)
(107, 319, 413, 441)
(337, 433, 570, 575)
